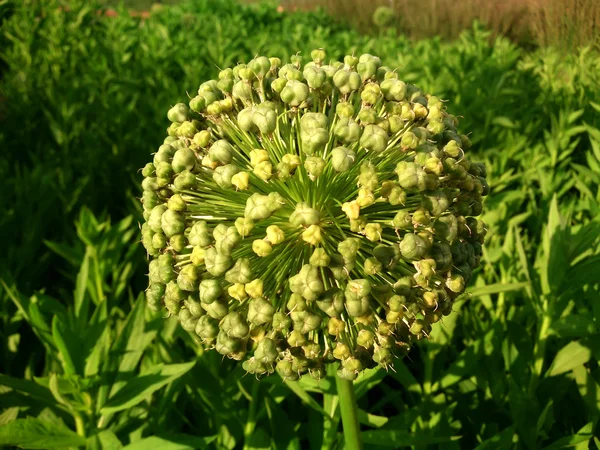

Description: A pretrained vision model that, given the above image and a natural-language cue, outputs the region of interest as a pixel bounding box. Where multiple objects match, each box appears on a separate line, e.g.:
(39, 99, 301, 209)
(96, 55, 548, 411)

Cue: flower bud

(168, 103, 189, 123)
(161, 209, 185, 238)
(173, 170, 197, 191)
(231, 171, 250, 191)
(208, 139, 234, 164)
(214, 164, 241, 188)
(399, 233, 427, 260)
(331, 146, 356, 172)
(364, 223, 382, 241)
(309, 248, 330, 267)
(204, 248, 233, 276)
(280, 80, 309, 106)
(148, 205, 167, 232)
(248, 297, 275, 326)
(342, 201, 360, 220)
(224, 258, 253, 284)
(253, 239, 272, 257)
(266, 225, 285, 244)
(290, 265, 324, 301)
(304, 156, 326, 179)
(290, 202, 321, 227)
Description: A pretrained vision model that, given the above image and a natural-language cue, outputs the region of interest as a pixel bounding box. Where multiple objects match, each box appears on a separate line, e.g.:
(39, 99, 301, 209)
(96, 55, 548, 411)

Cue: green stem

(336, 374, 363, 450)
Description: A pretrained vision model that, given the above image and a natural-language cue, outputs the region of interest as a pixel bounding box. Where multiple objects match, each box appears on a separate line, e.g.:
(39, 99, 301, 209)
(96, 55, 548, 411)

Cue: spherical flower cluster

(140, 49, 489, 381)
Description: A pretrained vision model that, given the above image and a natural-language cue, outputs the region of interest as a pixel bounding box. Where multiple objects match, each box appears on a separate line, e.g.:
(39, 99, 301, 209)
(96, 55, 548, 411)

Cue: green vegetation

(0, 0, 599, 448)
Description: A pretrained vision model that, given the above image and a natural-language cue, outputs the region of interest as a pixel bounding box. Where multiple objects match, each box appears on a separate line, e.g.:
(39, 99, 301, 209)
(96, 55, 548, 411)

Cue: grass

(0, 0, 599, 448)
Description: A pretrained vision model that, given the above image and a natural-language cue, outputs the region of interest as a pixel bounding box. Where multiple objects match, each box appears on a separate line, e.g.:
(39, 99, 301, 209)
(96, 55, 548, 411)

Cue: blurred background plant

(0, 0, 599, 448)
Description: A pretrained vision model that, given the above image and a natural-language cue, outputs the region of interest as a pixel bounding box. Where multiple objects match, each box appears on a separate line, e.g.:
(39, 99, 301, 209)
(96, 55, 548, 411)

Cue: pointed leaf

(361, 429, 461, 447)
(100, 362, 195, 415)
(122, 434, 217, 450)
(0, 418, 87, 449)
(547, 341, 592, 377)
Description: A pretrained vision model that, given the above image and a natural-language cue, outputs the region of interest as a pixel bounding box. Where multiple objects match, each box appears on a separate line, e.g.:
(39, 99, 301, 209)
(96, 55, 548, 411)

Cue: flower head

(140, 50, 488, 381)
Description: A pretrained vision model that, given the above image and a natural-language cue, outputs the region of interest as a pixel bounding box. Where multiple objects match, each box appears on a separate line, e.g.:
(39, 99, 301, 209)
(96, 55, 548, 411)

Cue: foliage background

(0, 0, 599, 448)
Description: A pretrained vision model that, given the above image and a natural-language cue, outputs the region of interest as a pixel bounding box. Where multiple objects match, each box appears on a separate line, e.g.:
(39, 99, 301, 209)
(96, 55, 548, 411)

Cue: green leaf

(122, 434, 217, 450)
(0, 373, 58, 406)
(541, 422, 594, 450)
(547, 341, 592, 377)
(100, 361, 195, 415)
(0, 417, 87, 449)
(357, 409, 388, 428)
(51, 316, 83, 376)
(550, 315, 598, 338)
(572, 365, 600, 416)
(361, 429, 461, 447)
(283, 379, 332, 421)
(354, 367, 386, 399)
(86, 430, 123, 450)
(474, 426, 516, 449)
(466, 282, 529, 298)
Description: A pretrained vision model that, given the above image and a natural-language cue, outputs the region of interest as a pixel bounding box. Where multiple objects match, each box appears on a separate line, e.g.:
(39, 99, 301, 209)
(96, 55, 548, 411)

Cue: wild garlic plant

(139, 49, 488, 386)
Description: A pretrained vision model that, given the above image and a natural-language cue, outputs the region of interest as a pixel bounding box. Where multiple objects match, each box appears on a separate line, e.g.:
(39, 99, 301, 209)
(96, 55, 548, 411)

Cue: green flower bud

(161, 209, 185, 238)
(250, 56, 271, 78)
(333, 342, 351, 360)
(169, 234, 187, 252)
(252, 239, 272, 257)
(253, 103, 278, 134)
(317, 290, 345, 318)
(290, 265, 324, 301)
(338, 237, 361, 260)
(231, 171, 250, 190)
(253, 161, 273, 181)
(177, 121, 198, 139)
(172, 148, 196, 173)
(304, 65, 327, 89)
(245, 192, 285, 220)
(345, 279, 371, 301)
(266, 225, 285, 244)
(196, 315, 219, 340)
(188, 221, 211, 247)
(396, 161, 425, 190)
(203, 299, 229, 321)
(271, 77, 287, 94)
(364, 257, 383, 275)
(364, 223, 382, 241)
(165, 280, 186, 315)
(248, 297, 275, 326)
(360, 125, 389, 153)
(204, 247, 233, 276)
(166, 194, 186, 212)
(333, 69, 362, 95)
(309, 248, 330, 267)
(215, 330, 241, 355)
(214, 164, 241, 188)
(292, 310, 322, 334)
(289, 202, 321, 227)
(224, 257, 253, 284)
(234, 217, 254, 237)
(142, 162, 156, 178)
(336, 102, 356, 118)
(331, 146, 356, 172)
(358, 162, 379, 189)
(215, 226, 241, 255)
(300, 127, 329, 155)
(357, 187, 375, 207)
(357, 329, 375, 349)
(152, 232, 167, 250)
(155, 162, 174, 181)
(238, 107, 257, 132)
(148, 205, 167, 232)
(380, 78, 407, 101)
(280, 80, 309, 106)
(208, 139, 234, 164)
(255, 337, 279, 363)
(232, 80, 254, 101)
(334, 117, 362, 144)
(245, 278, 264, 298)
(304, 156, 326, 179)
(342, 201, 361, 220)
(399, 233, 427, 260)
(168, 103, 189, 123)
(221, 311, 250, 339)
(146, 283, 165, 311)
(358, 108, 378, 124)
(173, 170, 197, 191)
(177, 264, 199, 292)
(225, 284, 246, 303)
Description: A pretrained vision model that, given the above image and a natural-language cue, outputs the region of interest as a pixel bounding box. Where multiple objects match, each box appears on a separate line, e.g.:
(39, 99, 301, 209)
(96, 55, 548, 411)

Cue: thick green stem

(336, 374, 363, 450)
